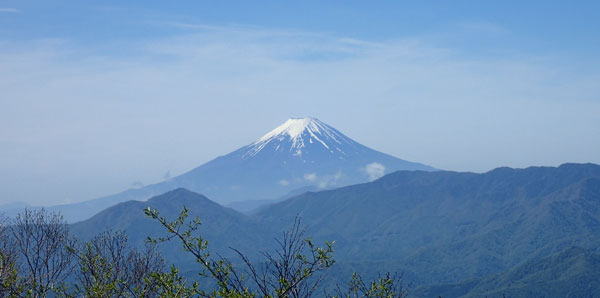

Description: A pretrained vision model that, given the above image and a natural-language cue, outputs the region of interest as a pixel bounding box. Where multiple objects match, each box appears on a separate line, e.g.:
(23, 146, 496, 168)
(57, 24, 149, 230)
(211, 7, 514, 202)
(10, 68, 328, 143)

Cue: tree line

(0, 208, 406, 297)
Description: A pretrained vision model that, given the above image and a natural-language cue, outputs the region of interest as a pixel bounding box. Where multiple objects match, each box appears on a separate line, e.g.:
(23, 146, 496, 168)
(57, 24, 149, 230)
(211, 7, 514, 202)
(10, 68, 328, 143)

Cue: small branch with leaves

(144, 206, 254, 297)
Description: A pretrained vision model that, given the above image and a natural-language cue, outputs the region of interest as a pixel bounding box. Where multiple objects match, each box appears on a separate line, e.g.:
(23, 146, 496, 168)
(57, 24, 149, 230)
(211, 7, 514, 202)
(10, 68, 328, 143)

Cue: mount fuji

(43, 117, 436, 222)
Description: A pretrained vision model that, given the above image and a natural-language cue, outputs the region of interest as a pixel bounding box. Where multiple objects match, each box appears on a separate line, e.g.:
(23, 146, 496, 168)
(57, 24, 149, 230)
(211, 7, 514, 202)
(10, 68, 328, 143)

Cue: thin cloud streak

(0, 8, 19, 13)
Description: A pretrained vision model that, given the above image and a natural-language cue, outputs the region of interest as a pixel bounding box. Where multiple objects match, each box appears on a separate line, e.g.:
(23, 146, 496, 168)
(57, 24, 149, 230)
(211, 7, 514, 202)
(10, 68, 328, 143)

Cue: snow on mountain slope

(244, 118, 354, 158)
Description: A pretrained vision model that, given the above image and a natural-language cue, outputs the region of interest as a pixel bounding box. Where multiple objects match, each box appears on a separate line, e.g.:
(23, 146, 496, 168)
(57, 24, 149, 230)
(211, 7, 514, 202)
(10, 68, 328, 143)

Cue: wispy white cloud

(316, 171, 343, 189)
(0, 8, 19, 13)
(303, 173, 317, 182)
(364, 163, 386, 181)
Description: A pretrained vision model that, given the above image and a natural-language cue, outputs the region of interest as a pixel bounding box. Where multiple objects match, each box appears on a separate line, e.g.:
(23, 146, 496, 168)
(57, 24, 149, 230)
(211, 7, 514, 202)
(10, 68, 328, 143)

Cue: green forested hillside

(71, 188, 270, 271)
(257, 163, 600, 284)
(72, 163, 600, 295)
(413, 247, 600, 297)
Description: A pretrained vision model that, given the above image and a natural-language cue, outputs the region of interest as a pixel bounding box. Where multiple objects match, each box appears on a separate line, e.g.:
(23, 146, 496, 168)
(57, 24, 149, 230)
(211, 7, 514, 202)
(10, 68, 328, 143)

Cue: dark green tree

(338, 273, 407, 298)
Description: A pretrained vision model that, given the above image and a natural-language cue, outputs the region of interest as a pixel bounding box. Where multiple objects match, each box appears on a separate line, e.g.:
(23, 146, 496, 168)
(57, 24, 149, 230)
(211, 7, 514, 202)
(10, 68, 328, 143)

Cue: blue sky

(2, 1, 600, 55)
(1, 1, 600, 205)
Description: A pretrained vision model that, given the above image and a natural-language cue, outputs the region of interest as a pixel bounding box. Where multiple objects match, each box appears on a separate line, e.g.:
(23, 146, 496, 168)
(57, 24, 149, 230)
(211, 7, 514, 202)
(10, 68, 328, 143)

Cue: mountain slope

(71, 188, 268, 268)
(47, 117, 434, 222)
(413, 247, 600, 297)
(254, 163, 600, 285)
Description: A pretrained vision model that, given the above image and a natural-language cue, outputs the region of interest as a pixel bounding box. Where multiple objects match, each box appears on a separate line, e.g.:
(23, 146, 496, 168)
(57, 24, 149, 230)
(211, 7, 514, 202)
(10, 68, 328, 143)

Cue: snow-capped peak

(243, 117, 354, 158)
(257, 118, 330, 142)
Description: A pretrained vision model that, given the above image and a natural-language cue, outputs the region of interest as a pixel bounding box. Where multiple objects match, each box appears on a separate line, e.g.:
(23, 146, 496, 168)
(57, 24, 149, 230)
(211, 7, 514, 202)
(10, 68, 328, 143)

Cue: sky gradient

(1, 1, 599, 206)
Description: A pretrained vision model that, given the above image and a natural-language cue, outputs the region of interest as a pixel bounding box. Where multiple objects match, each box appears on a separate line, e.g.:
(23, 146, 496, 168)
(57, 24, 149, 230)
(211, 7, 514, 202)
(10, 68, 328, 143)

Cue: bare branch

(10, 209, 75, 296)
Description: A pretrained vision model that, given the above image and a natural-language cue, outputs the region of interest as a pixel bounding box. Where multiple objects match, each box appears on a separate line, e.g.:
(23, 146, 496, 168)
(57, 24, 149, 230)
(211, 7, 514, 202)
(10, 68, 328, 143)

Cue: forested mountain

(256, 163, 600, 285)
(413, 247, 600, 297)
(71, 163, 600, 296)
(71, 188, 269, 271)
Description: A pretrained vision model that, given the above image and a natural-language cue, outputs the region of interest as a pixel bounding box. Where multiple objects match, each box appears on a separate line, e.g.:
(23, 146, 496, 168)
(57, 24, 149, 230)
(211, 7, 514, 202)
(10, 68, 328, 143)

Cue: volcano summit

(167, 117, 434, 200)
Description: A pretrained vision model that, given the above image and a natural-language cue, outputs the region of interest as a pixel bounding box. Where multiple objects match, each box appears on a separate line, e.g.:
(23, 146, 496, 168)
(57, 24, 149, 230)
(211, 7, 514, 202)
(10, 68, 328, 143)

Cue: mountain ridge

(71, 188, 269, 270)
(254, 163, 600, 284)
